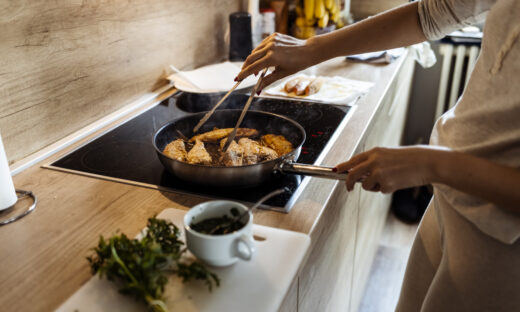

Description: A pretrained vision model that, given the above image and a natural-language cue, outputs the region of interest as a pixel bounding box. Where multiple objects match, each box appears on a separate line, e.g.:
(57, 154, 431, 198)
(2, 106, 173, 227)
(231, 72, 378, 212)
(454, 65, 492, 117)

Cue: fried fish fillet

(187, 139, 212, 165)
(238, 138, 278, 165)
(261, 134, 293, 156)
(163, 139, 187, 161)
(219, 138, 244, 166)
(189, 128, 259, 143)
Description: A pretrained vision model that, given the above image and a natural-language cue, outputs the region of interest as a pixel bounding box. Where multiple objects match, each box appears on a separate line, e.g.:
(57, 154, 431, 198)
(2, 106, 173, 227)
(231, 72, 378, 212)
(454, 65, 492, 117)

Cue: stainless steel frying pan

(153, 110, 347, 188)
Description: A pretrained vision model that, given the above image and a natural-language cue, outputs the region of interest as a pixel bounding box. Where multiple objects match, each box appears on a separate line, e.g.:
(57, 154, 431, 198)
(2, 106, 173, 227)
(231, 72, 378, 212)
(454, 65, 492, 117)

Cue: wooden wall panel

(0, 0, 241, 163)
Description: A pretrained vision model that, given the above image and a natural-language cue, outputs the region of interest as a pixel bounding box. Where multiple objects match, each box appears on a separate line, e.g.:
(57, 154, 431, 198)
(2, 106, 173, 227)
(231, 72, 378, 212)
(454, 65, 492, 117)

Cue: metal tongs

(192, 80, 242, 133)
(222, 68, 268, 152)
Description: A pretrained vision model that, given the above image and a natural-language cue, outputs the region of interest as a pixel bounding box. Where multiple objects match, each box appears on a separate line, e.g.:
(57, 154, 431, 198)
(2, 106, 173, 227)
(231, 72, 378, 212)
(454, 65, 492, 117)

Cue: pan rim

(152, 109, 306, 169)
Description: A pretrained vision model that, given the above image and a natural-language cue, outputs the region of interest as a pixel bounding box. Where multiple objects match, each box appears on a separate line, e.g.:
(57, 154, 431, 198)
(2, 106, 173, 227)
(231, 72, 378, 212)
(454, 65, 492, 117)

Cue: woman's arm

(335, 146, 520, 213)
(307, 1, 426, 63)
(236, 1, 426, 90)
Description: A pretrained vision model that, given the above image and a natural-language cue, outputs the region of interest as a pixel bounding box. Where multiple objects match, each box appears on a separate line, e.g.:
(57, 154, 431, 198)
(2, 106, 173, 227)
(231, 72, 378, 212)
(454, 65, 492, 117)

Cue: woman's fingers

(335, 152, 371, 191)
(236, 32, 312, 89)
(244, 46, 267, 65)
(256, 69, 287, 92)
(335, 152, 369, 173)
(361, 172, 380, 192)
(345, 162, 372, 191)
(238, 46, 272, 81)
(248, 33, 276, 57)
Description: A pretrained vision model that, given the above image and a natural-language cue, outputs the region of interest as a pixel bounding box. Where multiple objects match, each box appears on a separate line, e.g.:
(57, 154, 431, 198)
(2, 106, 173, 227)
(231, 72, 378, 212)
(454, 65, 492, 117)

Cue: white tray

(57, 208, 310, 312)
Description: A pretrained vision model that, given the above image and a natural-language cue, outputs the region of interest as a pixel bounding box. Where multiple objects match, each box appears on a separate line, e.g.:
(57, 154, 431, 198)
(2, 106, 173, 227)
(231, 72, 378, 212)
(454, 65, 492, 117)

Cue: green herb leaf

(87, 217, 219, 311)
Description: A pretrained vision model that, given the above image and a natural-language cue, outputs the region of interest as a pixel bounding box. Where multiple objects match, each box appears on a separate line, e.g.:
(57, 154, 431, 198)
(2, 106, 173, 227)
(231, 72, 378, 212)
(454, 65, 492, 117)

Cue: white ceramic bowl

(184, 200, 255, 267)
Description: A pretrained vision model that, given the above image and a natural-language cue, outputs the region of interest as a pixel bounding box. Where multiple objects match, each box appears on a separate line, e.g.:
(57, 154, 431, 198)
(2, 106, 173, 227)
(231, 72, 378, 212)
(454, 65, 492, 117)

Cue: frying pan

(153, 110, 347, 188)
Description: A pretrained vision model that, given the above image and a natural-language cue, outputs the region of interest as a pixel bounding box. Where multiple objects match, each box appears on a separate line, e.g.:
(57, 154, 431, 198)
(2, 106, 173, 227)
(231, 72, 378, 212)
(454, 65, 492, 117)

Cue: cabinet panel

(350, 192, 392, 311)
(298, 186, 360, 312)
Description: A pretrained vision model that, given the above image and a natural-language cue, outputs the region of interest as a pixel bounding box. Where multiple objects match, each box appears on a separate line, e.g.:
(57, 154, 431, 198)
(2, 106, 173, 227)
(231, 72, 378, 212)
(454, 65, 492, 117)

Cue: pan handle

(277, 161, 348, 180)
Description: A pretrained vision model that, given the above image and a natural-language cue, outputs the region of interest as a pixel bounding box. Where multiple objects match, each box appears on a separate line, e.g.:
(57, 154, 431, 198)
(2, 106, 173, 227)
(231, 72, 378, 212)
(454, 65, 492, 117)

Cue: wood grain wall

(0, 0, 241, 164)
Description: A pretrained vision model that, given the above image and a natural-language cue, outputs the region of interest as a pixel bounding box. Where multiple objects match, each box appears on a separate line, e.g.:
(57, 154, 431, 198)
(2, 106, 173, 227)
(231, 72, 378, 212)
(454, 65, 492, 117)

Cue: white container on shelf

(261, 9, 276, 38)
(0, 133, 17, 210)
(248, 0, 262, 47)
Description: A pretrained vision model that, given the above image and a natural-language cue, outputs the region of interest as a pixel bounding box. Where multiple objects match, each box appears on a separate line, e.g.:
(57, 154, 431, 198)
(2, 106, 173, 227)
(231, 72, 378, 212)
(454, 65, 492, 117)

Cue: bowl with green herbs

(184, 200, 255, 267)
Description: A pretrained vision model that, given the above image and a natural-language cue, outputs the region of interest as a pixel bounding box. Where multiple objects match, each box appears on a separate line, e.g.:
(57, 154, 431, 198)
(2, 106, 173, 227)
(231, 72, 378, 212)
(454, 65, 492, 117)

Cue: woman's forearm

(307, 1, 426, 64)
(432, 149, 520, 213)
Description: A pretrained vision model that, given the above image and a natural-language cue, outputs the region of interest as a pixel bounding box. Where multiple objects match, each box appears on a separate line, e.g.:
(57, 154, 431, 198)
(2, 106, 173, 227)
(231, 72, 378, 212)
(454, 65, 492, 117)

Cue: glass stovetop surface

(49, 93, 351, 211)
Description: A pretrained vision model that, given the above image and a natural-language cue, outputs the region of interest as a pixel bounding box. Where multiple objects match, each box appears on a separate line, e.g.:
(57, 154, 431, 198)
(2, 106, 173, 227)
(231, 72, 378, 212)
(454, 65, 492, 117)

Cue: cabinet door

(298, 185, 361, 312)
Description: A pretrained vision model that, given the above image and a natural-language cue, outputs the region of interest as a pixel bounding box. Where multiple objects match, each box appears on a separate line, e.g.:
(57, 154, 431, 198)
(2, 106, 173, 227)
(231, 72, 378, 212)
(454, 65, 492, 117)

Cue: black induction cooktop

(47, 93, 352, 212)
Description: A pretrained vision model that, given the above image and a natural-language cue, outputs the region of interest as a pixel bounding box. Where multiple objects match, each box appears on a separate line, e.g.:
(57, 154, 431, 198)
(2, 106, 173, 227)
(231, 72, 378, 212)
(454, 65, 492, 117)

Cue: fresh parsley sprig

(87, 217, 219, 312)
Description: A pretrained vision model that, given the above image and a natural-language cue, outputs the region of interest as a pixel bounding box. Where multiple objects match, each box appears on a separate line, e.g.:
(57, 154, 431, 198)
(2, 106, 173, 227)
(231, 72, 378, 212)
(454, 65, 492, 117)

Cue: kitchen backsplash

(0, 0, 240, 164)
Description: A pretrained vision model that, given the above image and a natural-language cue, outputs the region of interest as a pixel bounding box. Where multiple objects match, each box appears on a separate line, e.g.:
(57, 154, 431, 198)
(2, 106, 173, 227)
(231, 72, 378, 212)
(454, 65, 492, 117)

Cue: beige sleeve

(418, 0, 496, 40)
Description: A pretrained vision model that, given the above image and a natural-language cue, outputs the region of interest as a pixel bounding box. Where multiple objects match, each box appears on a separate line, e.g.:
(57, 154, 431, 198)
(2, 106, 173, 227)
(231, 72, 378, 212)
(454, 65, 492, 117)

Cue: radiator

(434, 44, 480, 120)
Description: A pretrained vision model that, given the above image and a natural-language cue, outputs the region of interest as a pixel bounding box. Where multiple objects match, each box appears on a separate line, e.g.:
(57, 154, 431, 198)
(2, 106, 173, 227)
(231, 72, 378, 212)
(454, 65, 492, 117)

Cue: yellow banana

(329, 0, 339, 15)
(295, 17, 305, 27)
(302, 26, 316, 39)
(314, 0, 325, 19)
(304, 17, 316, 26)
(331, 11, 340, 23)
(324, 0, 334, 10)
(318, 11, 329, 28)
(304, 0, 314, 20)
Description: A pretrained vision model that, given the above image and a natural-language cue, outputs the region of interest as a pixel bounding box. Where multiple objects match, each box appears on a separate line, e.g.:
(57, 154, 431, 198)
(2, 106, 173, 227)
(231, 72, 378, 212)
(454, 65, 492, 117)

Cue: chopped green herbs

(190, 207, 247, 235)
(87, 217, 219, 312)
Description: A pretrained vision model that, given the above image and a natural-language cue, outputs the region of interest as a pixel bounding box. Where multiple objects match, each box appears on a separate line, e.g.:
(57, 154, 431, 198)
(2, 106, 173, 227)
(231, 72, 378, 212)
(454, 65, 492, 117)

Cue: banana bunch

(294, 0, 344, 39)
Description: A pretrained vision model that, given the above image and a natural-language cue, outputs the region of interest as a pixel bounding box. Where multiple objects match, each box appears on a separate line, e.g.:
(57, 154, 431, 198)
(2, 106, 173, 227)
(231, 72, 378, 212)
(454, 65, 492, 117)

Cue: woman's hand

(335, 146, 441, 193)
(235, 33, 321, 92)
(336, 145, 520, 212)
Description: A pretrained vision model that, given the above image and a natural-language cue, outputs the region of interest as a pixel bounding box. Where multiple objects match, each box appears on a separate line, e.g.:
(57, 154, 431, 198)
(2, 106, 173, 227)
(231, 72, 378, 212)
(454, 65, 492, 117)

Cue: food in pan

(163, 139, 187, 161)
(163, 128, 294, 167)
(187, 139, 212, 165)
(189, 128, 258, 143)
(283, 76, 325, 96)
(219, 139, 244, 166)
(238, 138, 278, 165)
(261, 134, 294, 156)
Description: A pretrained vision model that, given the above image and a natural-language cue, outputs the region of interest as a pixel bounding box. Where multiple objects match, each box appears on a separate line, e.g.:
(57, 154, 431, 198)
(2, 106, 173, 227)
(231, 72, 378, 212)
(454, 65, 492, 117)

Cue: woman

(236, 0, 520, 311)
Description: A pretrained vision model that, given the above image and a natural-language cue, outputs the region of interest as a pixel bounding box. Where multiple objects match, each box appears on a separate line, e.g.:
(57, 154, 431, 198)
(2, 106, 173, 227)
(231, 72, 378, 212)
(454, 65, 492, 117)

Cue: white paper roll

(0, 133, 17, 210)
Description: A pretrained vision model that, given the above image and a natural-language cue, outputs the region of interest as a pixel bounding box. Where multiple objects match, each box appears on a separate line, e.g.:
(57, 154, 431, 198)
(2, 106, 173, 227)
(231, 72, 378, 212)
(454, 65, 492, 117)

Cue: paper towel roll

(0, 134, 17, 210)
